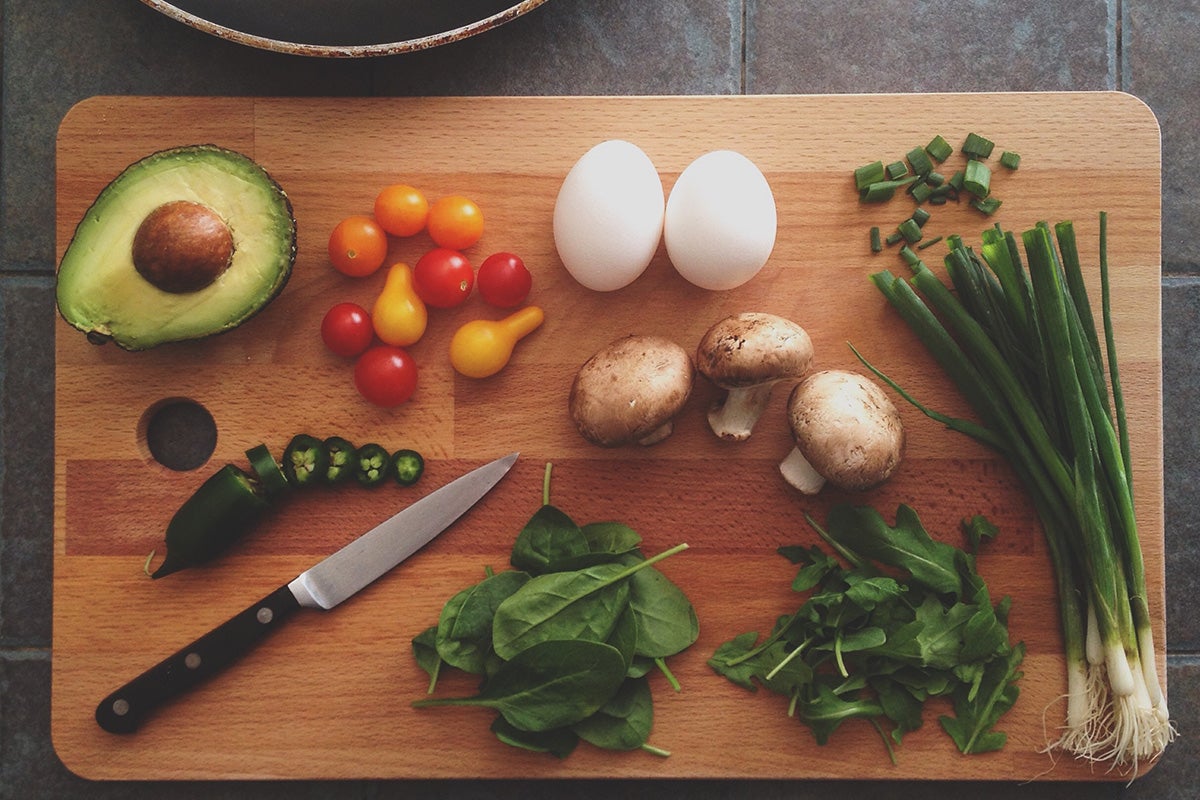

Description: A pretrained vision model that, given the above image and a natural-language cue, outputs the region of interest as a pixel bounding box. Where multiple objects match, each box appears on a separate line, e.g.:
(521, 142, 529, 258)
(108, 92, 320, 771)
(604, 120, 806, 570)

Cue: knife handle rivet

(256, 607, 274, 624)
(111, 698, 130, 717)
(184, 652, 202, 669)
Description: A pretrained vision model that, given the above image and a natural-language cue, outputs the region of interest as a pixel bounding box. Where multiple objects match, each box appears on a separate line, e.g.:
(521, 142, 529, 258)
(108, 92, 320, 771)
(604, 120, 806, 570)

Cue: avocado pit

(132, 200, 234, 293)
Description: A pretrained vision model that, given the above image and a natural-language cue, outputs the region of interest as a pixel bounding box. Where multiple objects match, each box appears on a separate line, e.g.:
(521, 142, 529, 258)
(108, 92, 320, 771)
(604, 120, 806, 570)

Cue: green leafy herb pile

(708, 504, 1024, 761)
(411, 464, 698, 759)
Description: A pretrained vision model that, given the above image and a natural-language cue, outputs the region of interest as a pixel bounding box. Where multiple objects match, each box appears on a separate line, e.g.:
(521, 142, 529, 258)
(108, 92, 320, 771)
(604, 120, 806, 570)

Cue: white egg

(553, 140, 665, 292)
(664, 150, 777, 291)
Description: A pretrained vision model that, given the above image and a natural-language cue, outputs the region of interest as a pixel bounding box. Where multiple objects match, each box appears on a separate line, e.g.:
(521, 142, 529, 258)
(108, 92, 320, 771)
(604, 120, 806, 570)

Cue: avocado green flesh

(56, 145, 296, 351)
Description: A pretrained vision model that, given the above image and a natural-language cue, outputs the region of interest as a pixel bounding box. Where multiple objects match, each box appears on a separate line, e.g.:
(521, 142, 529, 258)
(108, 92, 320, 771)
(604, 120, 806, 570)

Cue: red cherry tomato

(354, 346, 418, 407)
(321, 302, 374, 358)
(477, 252, 533, 308)
(413, 248, 474, 309)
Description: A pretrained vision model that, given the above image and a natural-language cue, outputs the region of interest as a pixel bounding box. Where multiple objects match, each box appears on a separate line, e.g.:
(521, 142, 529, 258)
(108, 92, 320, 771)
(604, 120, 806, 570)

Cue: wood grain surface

(52, 94, 1164, 781)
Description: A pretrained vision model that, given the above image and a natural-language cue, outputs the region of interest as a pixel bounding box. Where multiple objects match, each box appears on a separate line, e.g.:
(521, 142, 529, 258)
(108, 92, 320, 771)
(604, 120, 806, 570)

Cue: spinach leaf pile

(708, 503, 1024, 760)
(411, 467, 697, 759)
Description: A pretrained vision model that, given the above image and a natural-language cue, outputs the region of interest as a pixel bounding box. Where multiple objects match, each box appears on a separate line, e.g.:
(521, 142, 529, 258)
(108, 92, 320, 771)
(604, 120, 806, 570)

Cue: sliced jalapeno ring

(246, 443, 289, 496)
(354, 443, 391, 488)
(282, 433, 330, 488)
(391, 449, 425, 487)
(322, 436, 357, 485)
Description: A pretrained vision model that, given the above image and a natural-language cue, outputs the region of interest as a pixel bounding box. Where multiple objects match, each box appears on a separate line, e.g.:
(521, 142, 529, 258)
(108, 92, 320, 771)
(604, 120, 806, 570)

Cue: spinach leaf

(492, 544, 687, 660)
(572, 676, 654, 751)
(411, 625, 443, 694)
(509, 504, 589, 575)
(413, 640, 627, 732)
(628, 565, 699, 658)
(490, 716, 579, 759)
(436, 570, 530, 674)
(607, 605, 639, 671)
(492, 564, 632, 660)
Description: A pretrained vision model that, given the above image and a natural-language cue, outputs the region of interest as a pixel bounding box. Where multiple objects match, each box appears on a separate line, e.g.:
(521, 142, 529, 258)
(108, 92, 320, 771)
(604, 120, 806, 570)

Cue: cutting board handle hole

(139, 398, 218, 471)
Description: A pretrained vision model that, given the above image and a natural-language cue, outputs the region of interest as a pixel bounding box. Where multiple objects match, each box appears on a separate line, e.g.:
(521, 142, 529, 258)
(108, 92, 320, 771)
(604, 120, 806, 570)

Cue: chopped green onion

(854, 160, 886, 191)
(910, 182, 933, 204)
(925, 134, 953, 162)
(898, 218, 922, 244)
(1000, 150, 1021, 170)
(927, 171, 945, 187)
(898, 245, 920, 267)
(885, 231, 903, 246)
(870, 226, 883, 252)
(962, 132, 995, 160)
(886, 161, 909, 180)
(911, 208, 931, 227)
(861, 176, 918, 203)
(948, 170, 965, 191)
(963, 160, 991, 197)
(917, 235, 943, 250)
(906, 146, 934, 177)
(970, 196, 1002, 215)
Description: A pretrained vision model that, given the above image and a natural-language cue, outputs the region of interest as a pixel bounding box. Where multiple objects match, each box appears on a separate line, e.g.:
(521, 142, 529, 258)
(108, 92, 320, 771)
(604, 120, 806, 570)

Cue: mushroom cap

(696, 312, 814, 389)
(786, 369, 904, 491)
(569, 334, 694, 446)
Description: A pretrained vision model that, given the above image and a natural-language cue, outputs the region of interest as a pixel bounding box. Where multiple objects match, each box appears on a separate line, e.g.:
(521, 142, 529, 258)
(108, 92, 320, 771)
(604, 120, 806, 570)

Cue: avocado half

(56, 144, 297, 350)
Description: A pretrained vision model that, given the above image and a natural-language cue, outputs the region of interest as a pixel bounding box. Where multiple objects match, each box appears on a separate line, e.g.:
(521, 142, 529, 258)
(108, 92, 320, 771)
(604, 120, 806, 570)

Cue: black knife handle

(95, 584, 302, 734)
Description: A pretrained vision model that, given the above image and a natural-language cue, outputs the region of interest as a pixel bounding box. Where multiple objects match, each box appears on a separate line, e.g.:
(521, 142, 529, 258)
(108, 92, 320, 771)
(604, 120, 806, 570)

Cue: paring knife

(95, 452, 518, 734)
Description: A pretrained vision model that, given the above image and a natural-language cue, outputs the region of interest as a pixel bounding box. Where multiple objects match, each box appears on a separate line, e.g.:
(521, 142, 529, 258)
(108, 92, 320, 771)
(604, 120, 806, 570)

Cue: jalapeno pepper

(246, 443, 289, 496)
(150, 465, 270, 579)
(282, 434, 329, 488)
(391, 448, 425, 486)
(354, 443, 391, 488)
(323, 436, 357, 485)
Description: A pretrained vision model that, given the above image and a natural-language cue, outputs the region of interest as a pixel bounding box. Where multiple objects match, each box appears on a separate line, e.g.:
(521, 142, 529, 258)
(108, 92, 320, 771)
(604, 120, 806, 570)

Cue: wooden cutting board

(53, 93, 1164, 781)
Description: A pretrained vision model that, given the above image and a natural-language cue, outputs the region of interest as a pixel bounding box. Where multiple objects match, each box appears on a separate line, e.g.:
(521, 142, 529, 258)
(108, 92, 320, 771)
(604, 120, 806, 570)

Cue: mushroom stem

(779, 447, 826, 494)
(637, 421, 675, 446)
(708, 383, 777, 441)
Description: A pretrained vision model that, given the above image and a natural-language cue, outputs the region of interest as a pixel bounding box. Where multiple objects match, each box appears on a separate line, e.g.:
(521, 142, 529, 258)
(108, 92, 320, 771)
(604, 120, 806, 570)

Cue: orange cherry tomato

(328, 215, 388, 277)
(427, 195, 484, 250)
(374, 184, 429, 237)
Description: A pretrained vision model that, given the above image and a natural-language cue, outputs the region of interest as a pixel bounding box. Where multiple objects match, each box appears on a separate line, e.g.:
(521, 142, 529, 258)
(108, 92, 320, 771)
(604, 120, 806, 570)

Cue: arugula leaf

(709, 504, 1024, 761)
(939, 643, 1026, 753)
(823, 504, 964, 598)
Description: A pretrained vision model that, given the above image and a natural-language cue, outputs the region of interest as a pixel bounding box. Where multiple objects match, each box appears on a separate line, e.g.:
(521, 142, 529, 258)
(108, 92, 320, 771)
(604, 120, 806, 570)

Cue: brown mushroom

(569, 335, 694, 446)
(696, 312, 814, 441)
(779, 369, 904, 494)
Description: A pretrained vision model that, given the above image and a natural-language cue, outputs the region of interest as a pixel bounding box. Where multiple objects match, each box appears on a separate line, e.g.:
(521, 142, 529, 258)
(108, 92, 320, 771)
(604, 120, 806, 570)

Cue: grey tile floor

(2, 0, 1198, 796)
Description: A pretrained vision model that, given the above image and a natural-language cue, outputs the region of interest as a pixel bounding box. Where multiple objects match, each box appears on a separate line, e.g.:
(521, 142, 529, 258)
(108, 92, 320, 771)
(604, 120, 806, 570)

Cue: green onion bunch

(859, 214, 1173, 769)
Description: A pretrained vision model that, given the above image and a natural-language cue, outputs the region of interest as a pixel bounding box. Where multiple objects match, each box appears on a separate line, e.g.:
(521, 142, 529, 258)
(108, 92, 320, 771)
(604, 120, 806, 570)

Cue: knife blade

(95, 452, 518, 734)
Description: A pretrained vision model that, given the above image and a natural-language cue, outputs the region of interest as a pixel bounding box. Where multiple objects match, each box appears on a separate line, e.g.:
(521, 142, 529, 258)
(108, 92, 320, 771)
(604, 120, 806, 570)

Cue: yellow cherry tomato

(372, 263, 428, 347)
(449, 306, 544, 379)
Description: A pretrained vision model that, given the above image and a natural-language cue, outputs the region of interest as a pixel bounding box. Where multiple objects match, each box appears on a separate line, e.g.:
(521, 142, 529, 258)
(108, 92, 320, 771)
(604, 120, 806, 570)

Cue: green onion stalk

(859, 214, 1172, 769)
